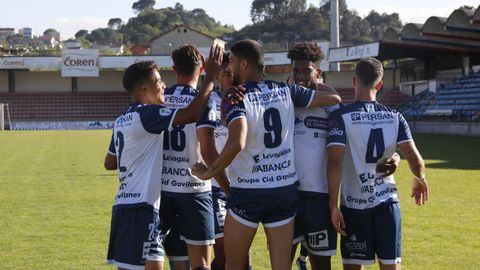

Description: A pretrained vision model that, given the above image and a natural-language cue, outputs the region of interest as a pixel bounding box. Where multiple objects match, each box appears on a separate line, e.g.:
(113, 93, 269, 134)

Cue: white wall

(410, 121, 480, 137)
(15, 71, 70, 92)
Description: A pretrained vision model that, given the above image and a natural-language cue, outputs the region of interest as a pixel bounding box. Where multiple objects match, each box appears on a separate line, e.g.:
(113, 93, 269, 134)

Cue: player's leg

(291, 193, 307, 270)
(107, 206, 165, 270)
(262, 185, 298, 270)
(375, 202, 402, 270)
(177, 192, 215, 269)
(264, 219, 295, 270)
(296, 245, 309, 270)
(340, 206, 375, 270)
(302, 194, 337, 270)
(211, 187, 227, 270)
(224, 210, 258, 270)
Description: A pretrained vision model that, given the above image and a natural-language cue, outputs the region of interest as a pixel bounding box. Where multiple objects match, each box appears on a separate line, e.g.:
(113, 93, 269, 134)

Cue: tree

(75, 29, 88, 39)
(132, 0, 156, 14)
(43, 28, 59, 36)
(250, 0, 307, 23)
(108, 18, 123, 30)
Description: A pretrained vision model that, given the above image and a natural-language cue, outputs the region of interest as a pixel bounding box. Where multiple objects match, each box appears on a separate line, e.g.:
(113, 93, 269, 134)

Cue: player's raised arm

(173, 45, 223, 126)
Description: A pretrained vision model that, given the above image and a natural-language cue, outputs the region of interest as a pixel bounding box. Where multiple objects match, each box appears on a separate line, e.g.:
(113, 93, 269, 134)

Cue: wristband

(414, 175, 426, 182)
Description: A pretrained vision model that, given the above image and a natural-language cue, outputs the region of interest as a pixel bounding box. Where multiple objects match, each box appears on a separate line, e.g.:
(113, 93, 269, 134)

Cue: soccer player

(288, 42, 339, 270)
(192, 39, 341, 270)
(288, 43, 400, 270)
(160, 44, 229, 270)
(327, 58, 429, 270)
(103, 44, 223, 270)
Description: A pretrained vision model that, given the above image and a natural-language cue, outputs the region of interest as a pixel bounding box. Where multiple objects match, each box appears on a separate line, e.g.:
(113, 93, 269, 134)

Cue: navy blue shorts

(226, 184, 298, 228)
(293, 192, 337, 256)
(107, 205, 164, 270)
(341, 202, 402, 265)
(164, 223, 188, 261)
(212, 187, 227, 238)
(160, 191, 215, 245)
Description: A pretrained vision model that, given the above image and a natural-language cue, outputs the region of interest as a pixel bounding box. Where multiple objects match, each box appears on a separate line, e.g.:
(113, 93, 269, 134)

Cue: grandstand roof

(378, 5, 480, 62)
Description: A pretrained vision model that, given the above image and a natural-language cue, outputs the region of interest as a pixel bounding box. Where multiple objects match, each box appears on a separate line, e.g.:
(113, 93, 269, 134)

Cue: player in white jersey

(327, 58, 429, 270)
(191, 39, 341, 270)
(159, 45, 230, 270)
(103, 45, 224, 270)
(288, 43, 400, 270)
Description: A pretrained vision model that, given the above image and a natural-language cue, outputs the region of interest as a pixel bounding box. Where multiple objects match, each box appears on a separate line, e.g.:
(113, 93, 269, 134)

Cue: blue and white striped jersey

(327, 101, 412, 209)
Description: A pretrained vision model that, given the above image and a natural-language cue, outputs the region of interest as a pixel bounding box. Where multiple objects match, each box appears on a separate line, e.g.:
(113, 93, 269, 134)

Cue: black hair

(355, 58, 384, 86)
(287, 42, 324, 63)
(230, 39, 264, 71)
(122, 61, 157, 93)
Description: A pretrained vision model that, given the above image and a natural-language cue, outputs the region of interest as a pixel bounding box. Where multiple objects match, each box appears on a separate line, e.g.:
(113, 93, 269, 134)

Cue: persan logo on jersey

(116, 114, 133, 125)
(165, 95, 193, 104)
(351, 112, 394, 121)
(247, 88, 288, 104)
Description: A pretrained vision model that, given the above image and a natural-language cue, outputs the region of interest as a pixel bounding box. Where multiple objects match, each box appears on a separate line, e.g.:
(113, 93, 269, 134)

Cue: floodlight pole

(330, 0, 340, 71)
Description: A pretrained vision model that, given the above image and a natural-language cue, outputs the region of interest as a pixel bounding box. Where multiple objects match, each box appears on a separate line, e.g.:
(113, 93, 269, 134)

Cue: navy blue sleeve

(108, 130, 116, 155)
(138, 105, 176, 134)
(288, 83, 315, 108)
(397, 113, 413, 144)
(197, 98, 217, 129)
(224, 101, 246, 126)
(327, 109, 347, 147)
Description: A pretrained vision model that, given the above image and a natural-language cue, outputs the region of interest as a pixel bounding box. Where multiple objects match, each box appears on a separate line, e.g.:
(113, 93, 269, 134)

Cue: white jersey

(161, 85, 216, 194)
(294, 104, 340, 194)
(225, 80, 314, 190)
(211, 91, 229, 188)
(108, 103, 177, 210)
(327, 101, 413, 210)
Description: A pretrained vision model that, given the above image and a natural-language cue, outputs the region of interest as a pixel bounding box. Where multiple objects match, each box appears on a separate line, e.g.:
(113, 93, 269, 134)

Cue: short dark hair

(355, 58, 384, 86)
(171, 44, 203, 76)
(287, 42, 324, 63)
(122, 61, 157, 93)
(230, 39, 264, 71)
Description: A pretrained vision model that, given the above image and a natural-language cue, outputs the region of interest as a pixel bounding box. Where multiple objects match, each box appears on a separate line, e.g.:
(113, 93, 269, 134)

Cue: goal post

(0, 103, 12, 130)
(0, 103, 4, 131)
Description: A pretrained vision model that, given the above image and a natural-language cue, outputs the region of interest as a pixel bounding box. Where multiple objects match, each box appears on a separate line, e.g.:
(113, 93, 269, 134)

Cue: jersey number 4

(365, 128, 385, 163)
(264, 108, 282, 148)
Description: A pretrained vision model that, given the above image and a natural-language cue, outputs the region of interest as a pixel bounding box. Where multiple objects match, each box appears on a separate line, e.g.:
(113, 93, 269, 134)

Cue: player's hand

(376, 156, 399, 177)
(223, 86, 245, 105)
(411, 176, 429, 205)
(191, 162, 209, 180)
(330, 207, 346, 236)
(203, 44, 224, 79)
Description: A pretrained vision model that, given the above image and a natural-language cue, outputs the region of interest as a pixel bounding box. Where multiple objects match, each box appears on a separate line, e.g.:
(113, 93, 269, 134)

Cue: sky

(0, 0, 478, 39)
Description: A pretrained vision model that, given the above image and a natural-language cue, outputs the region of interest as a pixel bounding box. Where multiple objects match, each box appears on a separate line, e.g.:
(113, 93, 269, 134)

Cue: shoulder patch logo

(159, 108, 172, 116)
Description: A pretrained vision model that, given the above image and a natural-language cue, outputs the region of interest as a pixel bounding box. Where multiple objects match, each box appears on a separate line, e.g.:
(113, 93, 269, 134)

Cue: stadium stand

(399, 71, 480, 121)
(0, 92, 131, 121)
(336, 88, 409, 108)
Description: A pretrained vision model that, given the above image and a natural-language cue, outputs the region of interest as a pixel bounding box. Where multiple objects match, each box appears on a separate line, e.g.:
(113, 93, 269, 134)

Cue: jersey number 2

(365, 128, 385, 163)
(263, 108, 282, 148)
(116, 131, 127, 172)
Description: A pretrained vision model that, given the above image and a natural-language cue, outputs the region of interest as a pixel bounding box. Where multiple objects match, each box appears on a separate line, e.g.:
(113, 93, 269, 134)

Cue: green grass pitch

(0, 131, 479, 269)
